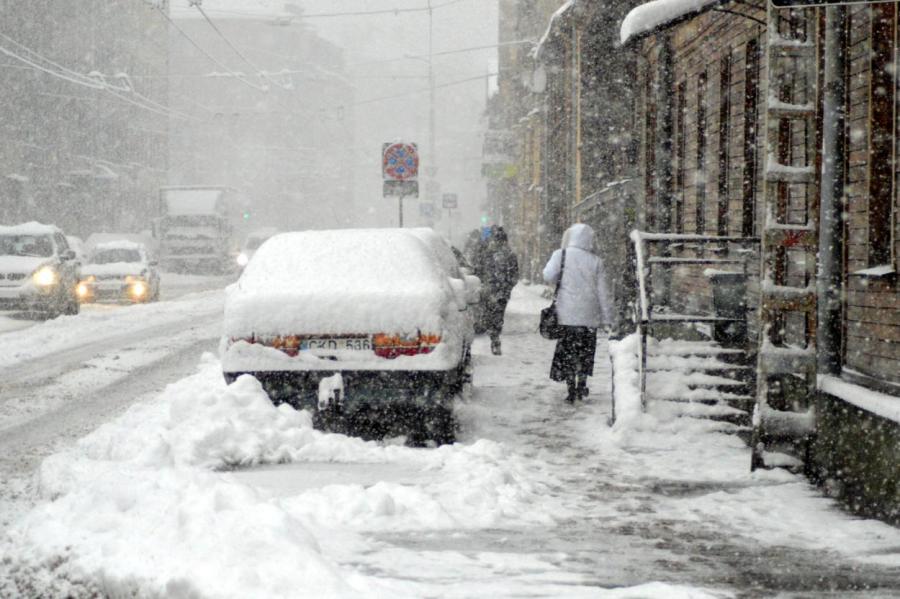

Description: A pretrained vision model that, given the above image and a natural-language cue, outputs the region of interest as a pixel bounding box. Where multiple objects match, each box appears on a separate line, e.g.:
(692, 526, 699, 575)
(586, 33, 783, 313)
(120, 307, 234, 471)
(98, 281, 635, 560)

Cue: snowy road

(0, 276, 227, 527)
(1, 284, 899, 598)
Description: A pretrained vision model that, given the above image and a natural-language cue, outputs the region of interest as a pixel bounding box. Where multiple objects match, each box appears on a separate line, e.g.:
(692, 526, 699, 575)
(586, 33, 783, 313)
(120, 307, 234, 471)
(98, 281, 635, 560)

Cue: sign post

(442, 193, 458, 240)
(382, 142, 419, 227)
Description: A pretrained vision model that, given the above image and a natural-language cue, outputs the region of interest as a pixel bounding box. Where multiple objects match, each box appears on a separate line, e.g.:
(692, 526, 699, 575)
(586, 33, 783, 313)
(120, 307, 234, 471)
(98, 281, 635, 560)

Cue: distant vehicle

(0, 222, 80, 318)
(77, 240, 160, 304)
(155, 186, 233, 274)
(65, 235, 86, 265)
(221, 228, 481, 444)
(236, 227, 278, 269)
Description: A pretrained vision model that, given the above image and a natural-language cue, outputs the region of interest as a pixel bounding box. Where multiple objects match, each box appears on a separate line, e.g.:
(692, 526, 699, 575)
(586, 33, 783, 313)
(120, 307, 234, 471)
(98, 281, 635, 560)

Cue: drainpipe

(655, 35, 675, 232)
(817, 6, 847, 376)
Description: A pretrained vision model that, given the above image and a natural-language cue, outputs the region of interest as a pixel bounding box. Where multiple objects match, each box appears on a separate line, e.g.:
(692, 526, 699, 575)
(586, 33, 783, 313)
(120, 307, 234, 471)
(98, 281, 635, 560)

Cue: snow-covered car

(0, 222, 80, 317)
(77, 240, 161, 303)
(65, 235, 86, 265)
(221, 228, 481, 443)
(235, 227, 278, 269)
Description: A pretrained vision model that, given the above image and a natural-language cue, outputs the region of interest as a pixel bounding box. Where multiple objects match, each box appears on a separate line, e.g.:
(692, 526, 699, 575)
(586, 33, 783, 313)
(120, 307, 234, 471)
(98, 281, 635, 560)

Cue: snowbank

(1, 355, 561, 597)
(597, 335, 900, 567)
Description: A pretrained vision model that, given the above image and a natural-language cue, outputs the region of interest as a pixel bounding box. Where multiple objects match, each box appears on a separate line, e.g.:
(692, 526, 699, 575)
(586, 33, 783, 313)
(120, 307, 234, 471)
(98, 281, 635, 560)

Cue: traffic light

(243, 210, 251, 221)
(480, 214, 489, 225)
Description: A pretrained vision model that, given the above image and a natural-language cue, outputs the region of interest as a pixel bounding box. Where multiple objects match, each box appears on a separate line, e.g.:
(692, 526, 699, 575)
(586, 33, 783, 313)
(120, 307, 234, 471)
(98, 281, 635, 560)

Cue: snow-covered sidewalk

(1, 284, 898, 598)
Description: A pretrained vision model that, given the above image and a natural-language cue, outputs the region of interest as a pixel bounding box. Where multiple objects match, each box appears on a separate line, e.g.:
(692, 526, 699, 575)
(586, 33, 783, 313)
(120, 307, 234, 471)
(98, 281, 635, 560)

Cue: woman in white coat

(542, 223, 612, 402)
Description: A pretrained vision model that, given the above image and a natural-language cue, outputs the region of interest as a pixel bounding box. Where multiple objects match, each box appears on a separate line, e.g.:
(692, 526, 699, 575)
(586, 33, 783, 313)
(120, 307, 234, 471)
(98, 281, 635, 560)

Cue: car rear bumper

(225, 370, 459, 412)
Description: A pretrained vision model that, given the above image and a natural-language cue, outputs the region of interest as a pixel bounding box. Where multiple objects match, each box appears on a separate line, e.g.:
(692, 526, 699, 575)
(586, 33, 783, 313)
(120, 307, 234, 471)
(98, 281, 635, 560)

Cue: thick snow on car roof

(0, 221, 60, 236)
(161, 188, 225, 216)
(93, 240, 145, 252)
(226, 229, 450, 337)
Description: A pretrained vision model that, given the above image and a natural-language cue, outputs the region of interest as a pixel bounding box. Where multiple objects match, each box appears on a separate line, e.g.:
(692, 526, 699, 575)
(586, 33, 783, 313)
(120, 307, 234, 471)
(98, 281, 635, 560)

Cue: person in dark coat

(474, 226, 519, 355)
(542, 224, 612, 402)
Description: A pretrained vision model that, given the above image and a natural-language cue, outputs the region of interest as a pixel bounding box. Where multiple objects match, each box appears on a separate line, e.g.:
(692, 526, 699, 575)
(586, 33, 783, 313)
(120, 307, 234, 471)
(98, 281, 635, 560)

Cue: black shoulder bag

(539, 249, 566, 340)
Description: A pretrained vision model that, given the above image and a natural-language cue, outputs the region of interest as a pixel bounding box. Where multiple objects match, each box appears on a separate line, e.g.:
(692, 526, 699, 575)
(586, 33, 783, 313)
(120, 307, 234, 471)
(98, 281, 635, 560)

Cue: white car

(221, 228, 481, 444)
(77, 240, 161, 303)
(235, 227, 278, 269)
(0, 222, 81, 317)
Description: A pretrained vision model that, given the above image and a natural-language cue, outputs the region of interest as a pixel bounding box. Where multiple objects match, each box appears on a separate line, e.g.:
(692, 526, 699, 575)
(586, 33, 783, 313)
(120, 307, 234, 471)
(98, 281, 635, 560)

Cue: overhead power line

(343, 71, 497, 108)
(154, 4, 269, 92)
(197, 0, 465, 20)
(189, 0, 292, 90)
(0, 32, 197, 121)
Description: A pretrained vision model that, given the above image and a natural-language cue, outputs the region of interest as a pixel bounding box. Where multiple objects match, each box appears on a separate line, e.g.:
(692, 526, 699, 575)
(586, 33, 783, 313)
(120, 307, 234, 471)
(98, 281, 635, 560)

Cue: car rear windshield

(0, 234, 54, 257)
(91, 249, 142, 264)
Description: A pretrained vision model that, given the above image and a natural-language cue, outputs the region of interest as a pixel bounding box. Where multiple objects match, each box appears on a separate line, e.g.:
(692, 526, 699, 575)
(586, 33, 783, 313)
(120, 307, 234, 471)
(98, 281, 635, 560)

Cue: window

(675, 81, 687, 234)
(696, 71, 708, 234)
(742, 38, 761, 237)
(717, 52, 732, 236)
(869, 3, 895, 266)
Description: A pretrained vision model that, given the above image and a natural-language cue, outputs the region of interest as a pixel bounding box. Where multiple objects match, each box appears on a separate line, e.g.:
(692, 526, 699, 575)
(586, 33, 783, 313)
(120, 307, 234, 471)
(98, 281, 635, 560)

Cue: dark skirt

(550, 326, 598, 382)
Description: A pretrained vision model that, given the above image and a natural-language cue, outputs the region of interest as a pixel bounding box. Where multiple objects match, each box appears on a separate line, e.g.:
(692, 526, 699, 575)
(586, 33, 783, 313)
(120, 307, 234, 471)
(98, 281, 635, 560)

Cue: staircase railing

(630, 230, 760, 411)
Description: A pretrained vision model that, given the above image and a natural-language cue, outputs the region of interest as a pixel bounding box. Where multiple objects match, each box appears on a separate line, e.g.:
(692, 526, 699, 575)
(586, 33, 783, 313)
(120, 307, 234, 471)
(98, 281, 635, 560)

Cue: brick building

(623, 0, 898, 522)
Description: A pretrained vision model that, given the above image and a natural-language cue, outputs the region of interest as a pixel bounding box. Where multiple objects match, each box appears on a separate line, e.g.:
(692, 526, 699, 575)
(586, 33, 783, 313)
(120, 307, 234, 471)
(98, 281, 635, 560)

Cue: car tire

(424, 405, 457, 446)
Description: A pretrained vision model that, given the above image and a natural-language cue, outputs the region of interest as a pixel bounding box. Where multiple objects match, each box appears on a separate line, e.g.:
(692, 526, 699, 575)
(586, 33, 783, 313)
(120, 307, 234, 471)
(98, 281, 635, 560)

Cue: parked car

(235, 227, 278, 269)
(77, 240, 160, 303)
(221, 228, 481, 444)
(0, 222, 80, 317)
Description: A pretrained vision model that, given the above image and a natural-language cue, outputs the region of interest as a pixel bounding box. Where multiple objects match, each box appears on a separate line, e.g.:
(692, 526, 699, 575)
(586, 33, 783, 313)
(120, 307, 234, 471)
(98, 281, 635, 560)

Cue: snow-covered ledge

(818, 375, 900, 425)
(620, 0, 728, 45)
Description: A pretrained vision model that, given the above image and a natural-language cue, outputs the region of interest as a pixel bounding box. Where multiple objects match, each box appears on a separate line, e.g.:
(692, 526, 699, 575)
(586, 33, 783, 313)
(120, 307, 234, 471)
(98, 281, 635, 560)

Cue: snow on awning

(532, 0, 575, 62)
(620, 0, 728, 45)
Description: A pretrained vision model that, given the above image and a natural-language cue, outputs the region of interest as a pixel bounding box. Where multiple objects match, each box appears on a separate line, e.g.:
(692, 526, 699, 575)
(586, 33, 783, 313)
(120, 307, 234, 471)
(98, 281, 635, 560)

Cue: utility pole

(427, 0, 436, 203)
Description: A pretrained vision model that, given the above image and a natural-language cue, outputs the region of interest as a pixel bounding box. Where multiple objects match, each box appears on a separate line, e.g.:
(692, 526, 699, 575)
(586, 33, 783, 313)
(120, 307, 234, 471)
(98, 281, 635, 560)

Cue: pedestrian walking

(474, 226, 519, 355)
(542, 223, 612, 402)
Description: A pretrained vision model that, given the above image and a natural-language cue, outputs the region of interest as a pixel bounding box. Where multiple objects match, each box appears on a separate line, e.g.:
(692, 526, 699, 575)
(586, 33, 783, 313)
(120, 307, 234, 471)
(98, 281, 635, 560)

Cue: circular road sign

(383, 143, 419, 181)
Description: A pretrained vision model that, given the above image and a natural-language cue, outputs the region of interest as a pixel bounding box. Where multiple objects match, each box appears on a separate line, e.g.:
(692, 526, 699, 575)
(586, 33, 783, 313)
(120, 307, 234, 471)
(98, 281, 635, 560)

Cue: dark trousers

(483, 293, 510, 341)
(550, 326, 597, 383)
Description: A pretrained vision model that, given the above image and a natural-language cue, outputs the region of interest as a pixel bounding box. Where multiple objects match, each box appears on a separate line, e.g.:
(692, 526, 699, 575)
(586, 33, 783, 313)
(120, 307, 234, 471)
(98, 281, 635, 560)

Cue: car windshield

(91, 249, 142, 264)
(245, 237, 266, 250)
(0, 234, 54, 257)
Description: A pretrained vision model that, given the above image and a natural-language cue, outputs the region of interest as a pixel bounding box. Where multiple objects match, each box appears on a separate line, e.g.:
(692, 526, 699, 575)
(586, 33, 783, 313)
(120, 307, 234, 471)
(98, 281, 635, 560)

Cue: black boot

(577, 376, 589, 400)
(565, 378, 577, 403)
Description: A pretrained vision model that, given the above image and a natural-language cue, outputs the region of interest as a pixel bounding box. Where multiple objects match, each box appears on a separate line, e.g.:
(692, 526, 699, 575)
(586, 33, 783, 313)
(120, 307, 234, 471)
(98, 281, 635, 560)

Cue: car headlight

(76, 282, 91, 298)
(236, 253, 249, 267)
(32, 266, 58, 287)
(130, 280, 147, 298)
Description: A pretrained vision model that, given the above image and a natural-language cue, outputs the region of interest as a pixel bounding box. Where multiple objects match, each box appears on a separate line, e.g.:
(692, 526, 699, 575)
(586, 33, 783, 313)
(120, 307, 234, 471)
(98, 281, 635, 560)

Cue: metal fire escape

(750, 5, 820, 471)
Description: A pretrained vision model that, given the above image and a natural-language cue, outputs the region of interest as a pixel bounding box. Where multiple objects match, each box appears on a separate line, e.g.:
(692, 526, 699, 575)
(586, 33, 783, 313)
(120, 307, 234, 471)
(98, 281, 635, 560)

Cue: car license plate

(300, 337, 372, 351)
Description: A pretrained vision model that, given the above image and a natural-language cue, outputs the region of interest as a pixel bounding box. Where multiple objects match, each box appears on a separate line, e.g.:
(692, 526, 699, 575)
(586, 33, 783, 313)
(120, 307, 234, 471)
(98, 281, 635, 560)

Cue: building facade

(624, 0, 899, 522)
(168, 1, 353, 234)
(0, 0, 169, 237)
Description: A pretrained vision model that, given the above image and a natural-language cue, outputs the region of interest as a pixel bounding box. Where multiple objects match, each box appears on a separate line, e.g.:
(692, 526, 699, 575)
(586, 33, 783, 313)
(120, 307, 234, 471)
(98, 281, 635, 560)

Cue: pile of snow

(621, 0, 725, 45)
(1, 355, 562, 596)
(597, 335, 900, 566)
(225, 229, 452, 337)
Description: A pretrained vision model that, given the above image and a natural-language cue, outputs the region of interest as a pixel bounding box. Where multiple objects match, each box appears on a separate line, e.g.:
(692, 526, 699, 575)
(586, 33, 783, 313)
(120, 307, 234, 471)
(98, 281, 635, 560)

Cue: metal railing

(630, 230, 760, 411)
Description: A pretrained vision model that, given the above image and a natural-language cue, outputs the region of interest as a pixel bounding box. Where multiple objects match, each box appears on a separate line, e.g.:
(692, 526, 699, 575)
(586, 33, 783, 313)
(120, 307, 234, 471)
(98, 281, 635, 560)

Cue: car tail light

(373, 332, 441, 359)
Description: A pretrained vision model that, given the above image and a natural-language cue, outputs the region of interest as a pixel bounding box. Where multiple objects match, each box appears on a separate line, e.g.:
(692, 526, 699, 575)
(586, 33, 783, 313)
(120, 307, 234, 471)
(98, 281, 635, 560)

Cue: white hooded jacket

(542, 224, 612, 328)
